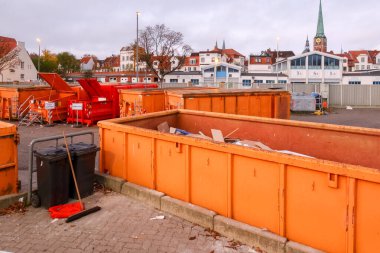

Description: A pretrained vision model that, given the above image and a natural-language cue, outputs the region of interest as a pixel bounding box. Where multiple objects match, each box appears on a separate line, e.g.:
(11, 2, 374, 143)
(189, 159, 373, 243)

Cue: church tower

(313, 0, 327, 52)
(303, 35, 310, 54)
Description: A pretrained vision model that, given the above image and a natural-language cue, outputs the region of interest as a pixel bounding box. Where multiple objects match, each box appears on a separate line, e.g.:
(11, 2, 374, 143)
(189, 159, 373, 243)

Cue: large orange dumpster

(0, 121, 18, 196)
(0, 85, 53, 120)
(29, 73, 77, 122)
(98, 110, 380, 253)
(118, 87, 218, 117)
(166, 89, 291, 119)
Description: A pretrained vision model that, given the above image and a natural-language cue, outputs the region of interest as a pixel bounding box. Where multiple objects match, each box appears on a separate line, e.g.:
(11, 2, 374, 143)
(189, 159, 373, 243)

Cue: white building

(202, 62, 242, 86)
(273, 51, 343, 84)
(164, 71, 202, 85)
(120, 46, 146, 72)
(336, 50, 380, 72)
(342, 70, 380, 85)
(0, 36, 37, 82)
(80, 55, 97, 71)
(240, 73, 288, 88)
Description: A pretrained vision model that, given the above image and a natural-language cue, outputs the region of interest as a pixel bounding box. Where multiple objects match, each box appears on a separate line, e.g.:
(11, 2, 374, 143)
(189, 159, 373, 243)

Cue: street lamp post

(276, 37, 280, 86)
(136, 12, 140, 84)
(36, 38, 41, 79)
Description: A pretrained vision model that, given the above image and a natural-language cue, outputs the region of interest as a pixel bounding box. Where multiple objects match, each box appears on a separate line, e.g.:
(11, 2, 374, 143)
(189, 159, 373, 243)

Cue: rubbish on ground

(224, 128, 239, 138)
(211, 129, 225, 142)
(0, 202, 27, 216)
(188, 236, 196, 240)
(276, 150, 315, 158)
(234, 140, 272, 151)
(157, 121, 170, 133)
(346, 106, 353, 110)
(93, 181, 112, 194)
(150, 215, 165, 220)
(51, 218, 59, 223)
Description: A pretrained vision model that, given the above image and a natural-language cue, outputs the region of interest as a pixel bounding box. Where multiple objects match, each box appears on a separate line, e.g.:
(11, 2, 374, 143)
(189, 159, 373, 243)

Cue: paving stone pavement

(0, 192, 256, 253)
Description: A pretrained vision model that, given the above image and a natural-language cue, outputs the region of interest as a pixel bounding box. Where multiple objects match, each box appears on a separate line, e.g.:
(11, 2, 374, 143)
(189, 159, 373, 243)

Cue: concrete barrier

(286, 241, 325, 253)
(121, 182, 164, 209)
(0, 192, 27, 209)
(161, 196, 216, 229)
(214, 215, 287, 253)
(95, 172, 125, 193)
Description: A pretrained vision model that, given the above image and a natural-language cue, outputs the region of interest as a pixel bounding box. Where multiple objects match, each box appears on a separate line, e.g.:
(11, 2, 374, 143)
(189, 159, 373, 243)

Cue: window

(20, 74, 25, 79)
(122, 56, 125, 61)
(355, 65, 359, 70)
(211, 57, 215, 63)
(349, 81, 361, 85)
(343, 67, 347, 71)
(361, 57, 365, 63)
(191, 79, 199, 85)
(20, 62, 24, 69)
(308, 54, 322, 69)
(266, 80, 275, 84)
(190, 59, 196, 65)
(170, 79, 178, 83)
(201, 57, 205, 63)
(378, 59, 380, 64)
(268, 66, 272, 70)
(361, 65, 365, 70)
(291, 57, 306, 69)
(367, 65, 370, 70)
(254, 80, 263, 83)
(279, 80, 287, 84)
(343, 59, 347, 63)
(154, 61, 158, 66)
(324, 57, 339, 69)
(373, 81, 380, 85)
(182, 79, 185, 83)
(10, 69, 15, 73)
(228, 68, 239, 73)
(193, 67, 196, 71)
(256, 58, 261, 63)
(242, 80, 252, 86)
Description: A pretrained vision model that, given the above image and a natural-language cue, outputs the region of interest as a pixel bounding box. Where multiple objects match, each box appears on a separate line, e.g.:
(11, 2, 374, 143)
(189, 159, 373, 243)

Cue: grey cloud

(1, 0, 379, 59)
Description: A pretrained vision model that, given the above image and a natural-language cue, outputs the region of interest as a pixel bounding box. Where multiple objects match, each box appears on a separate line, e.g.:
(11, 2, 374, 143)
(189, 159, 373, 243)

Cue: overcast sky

(1, 0, 379, 59)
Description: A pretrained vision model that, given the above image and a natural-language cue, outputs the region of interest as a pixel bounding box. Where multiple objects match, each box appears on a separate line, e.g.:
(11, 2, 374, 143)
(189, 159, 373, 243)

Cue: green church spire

(316, 0, 326, 38)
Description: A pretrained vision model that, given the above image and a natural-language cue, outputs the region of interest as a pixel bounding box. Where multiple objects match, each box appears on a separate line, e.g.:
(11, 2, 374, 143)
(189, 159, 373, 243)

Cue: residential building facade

(0, 36, 37, 82)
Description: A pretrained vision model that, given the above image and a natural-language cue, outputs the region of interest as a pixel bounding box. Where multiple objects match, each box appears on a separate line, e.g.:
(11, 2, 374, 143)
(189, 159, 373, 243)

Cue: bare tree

(139, 24, 192, 86)
(0, 44, 20, 82)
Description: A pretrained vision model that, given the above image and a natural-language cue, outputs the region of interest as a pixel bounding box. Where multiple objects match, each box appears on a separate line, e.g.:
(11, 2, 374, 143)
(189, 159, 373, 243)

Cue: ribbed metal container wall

(0, 121, 18, 196)
(98, 110, 380, 253)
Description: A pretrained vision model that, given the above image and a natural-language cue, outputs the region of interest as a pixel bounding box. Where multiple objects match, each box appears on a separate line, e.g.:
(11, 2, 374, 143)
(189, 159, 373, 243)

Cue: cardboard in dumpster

(234, 140, 272, 151)
(211, 129, 225, 142)
(157, 121, 170, 133)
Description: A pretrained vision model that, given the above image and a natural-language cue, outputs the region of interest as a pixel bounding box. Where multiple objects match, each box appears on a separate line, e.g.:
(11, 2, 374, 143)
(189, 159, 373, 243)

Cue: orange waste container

(0, 121, 18, 196)
(98, 110, 380, 253)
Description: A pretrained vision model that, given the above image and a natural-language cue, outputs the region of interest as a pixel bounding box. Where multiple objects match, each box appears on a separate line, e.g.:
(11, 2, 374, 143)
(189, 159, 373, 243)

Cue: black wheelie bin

(33, 147, 70, 208)
(64, 142, 99, 199)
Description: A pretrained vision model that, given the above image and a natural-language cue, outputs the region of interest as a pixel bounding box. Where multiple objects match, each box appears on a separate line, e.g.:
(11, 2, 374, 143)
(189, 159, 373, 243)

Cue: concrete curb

(286, 241, 325, 253)
(121, 182, 164, 209)
(161, 196, 216, 229)
(95, 172, 125, 193)
(214, 215, 287, 253)
(0, 192, 28, 209)
(94, 173, 323, 253)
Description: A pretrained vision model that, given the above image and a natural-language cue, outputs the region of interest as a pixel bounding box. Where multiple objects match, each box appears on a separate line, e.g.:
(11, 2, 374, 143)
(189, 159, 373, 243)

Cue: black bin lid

(34, 147, 68, 161)
(62, 142, 99, 156)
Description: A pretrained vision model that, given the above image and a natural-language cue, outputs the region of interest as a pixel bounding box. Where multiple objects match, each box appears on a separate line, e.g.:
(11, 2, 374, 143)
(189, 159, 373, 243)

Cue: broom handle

(63, 132, 84, 210)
